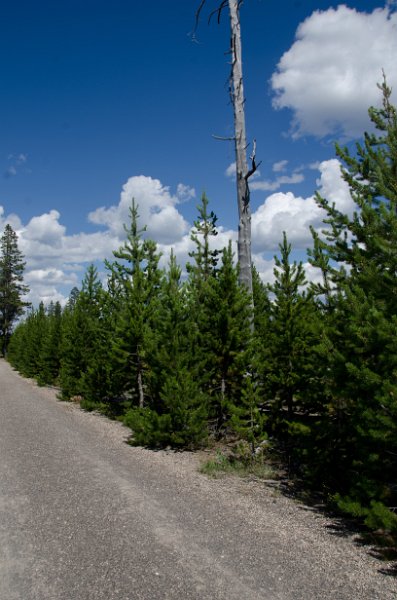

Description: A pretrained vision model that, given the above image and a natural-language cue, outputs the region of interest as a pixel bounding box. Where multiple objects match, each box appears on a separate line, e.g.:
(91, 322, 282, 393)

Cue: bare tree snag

(228, 0, 256, 300)
(194, 1, 258, 306)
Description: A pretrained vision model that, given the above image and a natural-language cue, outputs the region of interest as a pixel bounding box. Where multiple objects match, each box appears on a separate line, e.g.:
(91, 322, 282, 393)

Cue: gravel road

(0, 359, 396, 600)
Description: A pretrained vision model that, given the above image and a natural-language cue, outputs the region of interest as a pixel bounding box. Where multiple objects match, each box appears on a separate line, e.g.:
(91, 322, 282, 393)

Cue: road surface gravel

(0, 358, 396, 600)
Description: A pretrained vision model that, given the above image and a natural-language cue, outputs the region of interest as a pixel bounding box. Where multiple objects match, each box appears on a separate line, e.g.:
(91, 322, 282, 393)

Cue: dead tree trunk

(228, 0, 253, 300)
(194, 1, 258, 307)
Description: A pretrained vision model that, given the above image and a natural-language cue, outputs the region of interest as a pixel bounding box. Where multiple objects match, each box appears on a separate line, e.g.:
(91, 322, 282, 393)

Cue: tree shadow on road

(272, 476, 397, 577)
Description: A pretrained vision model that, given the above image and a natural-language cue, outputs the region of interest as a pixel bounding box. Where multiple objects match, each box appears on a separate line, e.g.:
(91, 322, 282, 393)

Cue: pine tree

(157, 252, 209, 442)
(205, 241, 253, 433)
(185, 193, 221, 401)
(312, 76, 397, 302)
(80, 291, 115, 408)
(307, 228, 336, 311)
(308, 79, 397, 534)
(38, 302, 63, 385)
(187, 196, 251, 435)
(7, 317, 29, 372)
(157, 367, 208, 448)
(229, 375, 267, 457)
(187, 196, 253, 436)
(0, 224, 30, 355)
(187, 192, 220, 282)
(126, 368, 208, 449)
(147, 251, 192, 408)
(59, 266, 107, 401)
(251, 265, 271, 336)
(254, 233, 323, 476)
(77, 265, 113, 405)
(58, 293, 84, 400)
(264, 233, 320, 421)
(124, 251, 209, 448)
(19, 302, 47, 378)
(106, 201, 162, 408)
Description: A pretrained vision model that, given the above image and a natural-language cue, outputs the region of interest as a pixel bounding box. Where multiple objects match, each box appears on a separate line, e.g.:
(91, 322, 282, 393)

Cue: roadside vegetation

(5, 84, 397, 544)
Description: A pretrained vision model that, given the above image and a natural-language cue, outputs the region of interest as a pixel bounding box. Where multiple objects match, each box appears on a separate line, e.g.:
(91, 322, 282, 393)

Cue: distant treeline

(8, 83, 397, 539)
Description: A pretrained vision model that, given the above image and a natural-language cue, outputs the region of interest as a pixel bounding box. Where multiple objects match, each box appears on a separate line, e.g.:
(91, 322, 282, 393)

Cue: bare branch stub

(212, 134, 236, 141)
(191, 0, 210, 41)
(194, 0, 208, 34)
(208, 0, 228, 25)
(194, 0, 228, 38)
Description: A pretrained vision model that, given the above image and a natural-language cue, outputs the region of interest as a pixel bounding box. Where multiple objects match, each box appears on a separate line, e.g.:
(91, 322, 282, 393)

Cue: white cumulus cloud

(0, 163, 356, 306)
(252, 159, 354, 251)
(0, 206, 22, 231)
(252, 191, 320, 251)
(0, 175, 196, 306)
(272, 160, 288, 173)
(24, 268, 79, 307)
(23, 210, 66, 246)
(316, 158, 356, 215)
(176, 183, 196, 202)
(88, 175, 189, 244)
(251, 171, 304, 192)
(271, 5, 397, 139)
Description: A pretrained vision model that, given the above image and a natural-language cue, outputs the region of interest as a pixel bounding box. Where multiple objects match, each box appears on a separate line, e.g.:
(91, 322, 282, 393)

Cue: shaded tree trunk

(137, 358, 144, 409)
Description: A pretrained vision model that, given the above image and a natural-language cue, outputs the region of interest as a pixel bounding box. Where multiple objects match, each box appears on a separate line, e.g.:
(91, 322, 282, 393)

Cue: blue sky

(0, 0, 396, 305)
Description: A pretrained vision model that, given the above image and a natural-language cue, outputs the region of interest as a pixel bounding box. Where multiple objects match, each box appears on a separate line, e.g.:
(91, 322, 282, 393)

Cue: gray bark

(194, 0, 258, 306)
(228, 0, 253, 300)
(137, 360, 144, 408)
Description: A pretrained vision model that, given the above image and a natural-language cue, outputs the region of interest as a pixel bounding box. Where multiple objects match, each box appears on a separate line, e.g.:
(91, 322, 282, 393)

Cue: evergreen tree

(251, 265, 271, 336)
(77, 265, 113, 405)
(307, 228, 336, 311)
(264, 233, 320, 421)
(187, 196, 253, 435)
(312, 76, 397, 300)
(59, 266, 107, 401)
(186, 196, 253, 436)
(58, 295, 85, 400)
(126, 367, 208, 449)
(255, 232, 323, 476)
(80, 290, 115, 407)
(123, 250, 209, 448)
(147, 251, 191, 407)
(205, 241, 253, 433)
(67, 286, 80, 310)
(19, 303, 47, 378)
(185, 194, 221, 411)
(307, 79, 397, 534)
(186, 192, 220, 282)
(106, 201, 162, 408)
(38, 302, 63, 385)
(229, 375, 267, 457)
(7, 316, 30, 372)
(0, 224, 29, 355)
(157, 366, 208, 447)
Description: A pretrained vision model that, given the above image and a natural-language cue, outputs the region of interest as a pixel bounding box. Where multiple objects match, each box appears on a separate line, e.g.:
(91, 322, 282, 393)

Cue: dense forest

(4, 82, 397, 540)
